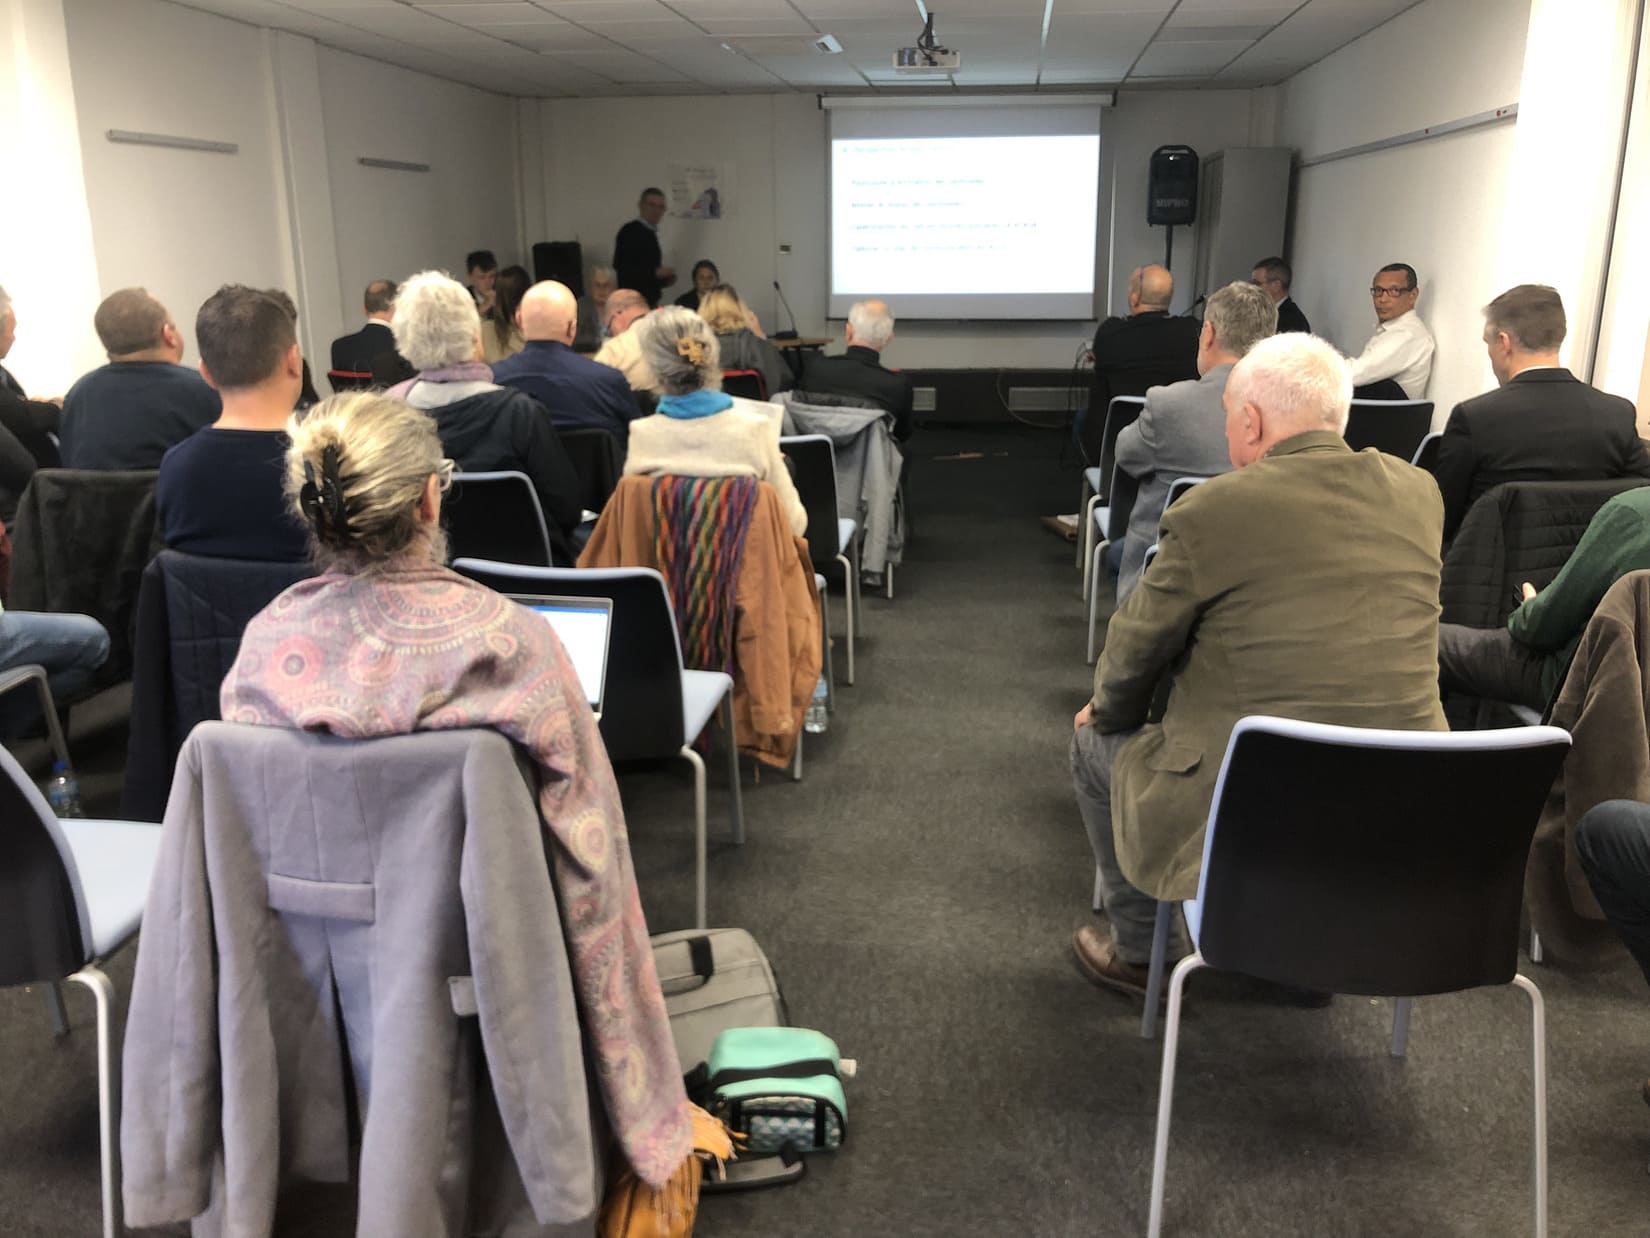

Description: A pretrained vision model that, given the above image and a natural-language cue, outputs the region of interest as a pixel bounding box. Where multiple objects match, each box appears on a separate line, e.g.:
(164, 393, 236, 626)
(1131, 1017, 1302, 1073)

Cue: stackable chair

(1343, 398, 1435, 461)
(445, 471, 557, 567)
(721, 369, 767, 401)
(0, 740, 162, 1238)
(453, 559, 740, 929)
(1077, 396, 1146, 595)
(1137, 716, 1569, 1238)
(1411, 431, 1441, 474)
(781, 434, 861, 684)
(1085, 466, 1140, 665)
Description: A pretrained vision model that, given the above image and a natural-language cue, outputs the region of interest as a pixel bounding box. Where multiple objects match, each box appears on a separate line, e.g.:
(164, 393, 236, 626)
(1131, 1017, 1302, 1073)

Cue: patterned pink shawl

(220, 561, 690, 1188)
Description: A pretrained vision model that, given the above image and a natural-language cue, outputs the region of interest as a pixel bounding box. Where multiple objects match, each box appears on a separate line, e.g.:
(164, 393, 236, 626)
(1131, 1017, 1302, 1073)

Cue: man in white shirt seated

(1349, 262, 1434, 399)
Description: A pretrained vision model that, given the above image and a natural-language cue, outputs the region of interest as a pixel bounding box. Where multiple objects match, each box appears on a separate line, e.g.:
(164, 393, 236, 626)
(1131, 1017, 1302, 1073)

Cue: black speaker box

(531, 241, 584, 297)
(1147, 146, 1199, 226)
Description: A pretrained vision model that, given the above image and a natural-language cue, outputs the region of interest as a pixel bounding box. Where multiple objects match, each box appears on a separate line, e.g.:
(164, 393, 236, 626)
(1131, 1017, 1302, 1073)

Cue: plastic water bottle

(804, 675, 829, 734)
(45, 760, 83, 818)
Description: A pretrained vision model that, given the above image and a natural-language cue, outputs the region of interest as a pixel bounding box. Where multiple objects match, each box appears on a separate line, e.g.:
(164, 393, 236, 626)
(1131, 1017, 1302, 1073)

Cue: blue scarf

(657, 390, 734, 420)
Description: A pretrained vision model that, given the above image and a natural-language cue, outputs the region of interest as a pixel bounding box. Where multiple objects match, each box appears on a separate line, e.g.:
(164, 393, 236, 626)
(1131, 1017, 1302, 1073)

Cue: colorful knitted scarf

(652, 475, 758, 680)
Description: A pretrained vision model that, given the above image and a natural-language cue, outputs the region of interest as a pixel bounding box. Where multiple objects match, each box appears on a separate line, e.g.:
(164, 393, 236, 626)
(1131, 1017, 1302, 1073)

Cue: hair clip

(675, 336, 708, 367)
(299, 443, 351, 541)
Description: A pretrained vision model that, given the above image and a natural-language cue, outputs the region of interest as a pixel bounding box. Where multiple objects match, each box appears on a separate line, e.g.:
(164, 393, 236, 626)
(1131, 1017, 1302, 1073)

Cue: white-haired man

(1069, 333, 1448, 1001)
(798, 298, 915, 442)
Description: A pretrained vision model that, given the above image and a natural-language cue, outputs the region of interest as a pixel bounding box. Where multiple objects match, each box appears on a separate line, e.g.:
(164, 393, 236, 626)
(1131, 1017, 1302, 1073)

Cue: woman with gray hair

(387, 269, 583, 560)
(621, 306, 807, 535)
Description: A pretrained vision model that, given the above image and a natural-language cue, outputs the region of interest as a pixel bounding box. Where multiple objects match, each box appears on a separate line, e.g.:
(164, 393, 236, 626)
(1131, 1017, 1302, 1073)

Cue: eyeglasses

(1370, 285, 1416, 299)
(436, 458, 455, 492)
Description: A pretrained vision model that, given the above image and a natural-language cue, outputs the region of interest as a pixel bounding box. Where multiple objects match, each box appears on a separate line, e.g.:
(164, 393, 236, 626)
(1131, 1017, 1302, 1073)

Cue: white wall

(317, 45, 519, 341)
(63, 0, 296, 370)
(1277, 0, 1531, 423)
(0, 0, 103, 394)
(40, 0, 518, 382)
(532, 88, 1265, 370)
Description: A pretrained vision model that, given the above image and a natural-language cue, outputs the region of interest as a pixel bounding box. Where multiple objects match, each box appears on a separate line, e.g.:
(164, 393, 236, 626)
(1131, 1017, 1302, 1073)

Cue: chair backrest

(452, 559, 687, 761)
(722, 369, 766, 401)
(779, 434, 843, 566)
(327, 369, 375, 393)
(445, 471, 556, 568)
(1104, 463, 1142, 545)
(0, 742, 91, 984)
(1096, 396, 1146, 500)
(1343, 399, 1435, 461)
(558, 427, 624, 513)
(1411, 431, 1441, 474)
(1138, 476, 1210, 575)
(1193, 716, 1571, 996)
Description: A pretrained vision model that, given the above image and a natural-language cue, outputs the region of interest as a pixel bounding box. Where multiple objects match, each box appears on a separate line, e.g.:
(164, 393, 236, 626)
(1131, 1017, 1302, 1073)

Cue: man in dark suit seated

(490, 280, 641, 445)
(1250, 256, 1310, 334)
(330, 279, 413, 384)
(1086, 264, 1201, 450)
(59, 287, 221, 470)
(797, 298, 914, 442)
(1068, 333, 1447, 1002)
(1433, 284, 1650, 540)
(0, 285, 62, 522)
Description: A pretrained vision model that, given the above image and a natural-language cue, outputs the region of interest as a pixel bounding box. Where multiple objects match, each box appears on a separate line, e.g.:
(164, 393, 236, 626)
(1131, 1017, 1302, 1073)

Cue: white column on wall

(1594, 0, 1650, 421)
(0, 0, 104, 391)
(1498, 0, 1643, 377)
(267, 29, 341, 374)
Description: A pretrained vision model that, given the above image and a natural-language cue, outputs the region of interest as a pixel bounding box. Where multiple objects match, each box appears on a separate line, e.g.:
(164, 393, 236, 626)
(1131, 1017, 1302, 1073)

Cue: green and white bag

(706, 1027, 848, 1155)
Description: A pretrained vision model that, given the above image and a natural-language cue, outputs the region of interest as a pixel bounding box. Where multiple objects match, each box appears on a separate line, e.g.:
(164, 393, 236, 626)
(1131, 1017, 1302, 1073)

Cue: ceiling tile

(1131, 38, 1254, 75)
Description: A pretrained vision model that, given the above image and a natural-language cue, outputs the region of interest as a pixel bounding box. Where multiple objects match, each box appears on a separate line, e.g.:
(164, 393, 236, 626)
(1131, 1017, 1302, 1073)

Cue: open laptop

(510, 594, 614, 719)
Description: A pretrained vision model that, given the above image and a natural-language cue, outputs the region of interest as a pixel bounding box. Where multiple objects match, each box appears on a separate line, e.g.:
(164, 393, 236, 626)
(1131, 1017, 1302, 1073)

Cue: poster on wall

(669, 163, 733, 219)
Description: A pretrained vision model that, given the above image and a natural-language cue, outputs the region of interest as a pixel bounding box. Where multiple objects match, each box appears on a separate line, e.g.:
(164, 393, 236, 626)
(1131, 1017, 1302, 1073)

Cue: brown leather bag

(597, 1105, 736, 1238)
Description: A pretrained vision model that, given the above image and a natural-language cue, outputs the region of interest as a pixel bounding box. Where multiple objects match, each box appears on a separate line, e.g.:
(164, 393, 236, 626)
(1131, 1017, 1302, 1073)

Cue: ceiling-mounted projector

(894, 11, 958, 72)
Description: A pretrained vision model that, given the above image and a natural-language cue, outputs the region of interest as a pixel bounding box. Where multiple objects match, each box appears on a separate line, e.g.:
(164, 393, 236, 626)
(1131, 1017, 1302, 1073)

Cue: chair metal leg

(790, 727, 803, 782)
(1086, 539, 1108, 665)
(884, 561, 894, 599)
(43, 981, 70, 1037)
(836, 553, 857, 685)
(1141, 900, 1173, 1039)
(33, 671, 73, 772)
(67, 965, 119, 1238)
(678, 746, 709, 929)
(820, 583, 836, 710)
(1529, 929, 1543, 964)
(1076, 475, 1093, 571)
(1080, 491, 1102, 600)
(1092, 865, 1103, 913)
(1147, 952, 1207, 1238)
(1389, 997, 1412, 1058)
(721, 694, 744, 845)
(1511, 973, 1548, 1238)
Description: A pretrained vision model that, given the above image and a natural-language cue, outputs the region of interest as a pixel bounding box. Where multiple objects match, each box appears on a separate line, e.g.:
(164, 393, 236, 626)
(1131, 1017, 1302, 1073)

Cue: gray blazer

(121, 722, 600, 1237)
(1114, 363, 1236, 600)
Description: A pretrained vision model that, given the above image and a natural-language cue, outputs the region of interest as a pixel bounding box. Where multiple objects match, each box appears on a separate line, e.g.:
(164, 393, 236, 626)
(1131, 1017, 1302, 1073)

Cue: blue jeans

(0, 610, 110, 735)
(1575, 800, 1650, 988)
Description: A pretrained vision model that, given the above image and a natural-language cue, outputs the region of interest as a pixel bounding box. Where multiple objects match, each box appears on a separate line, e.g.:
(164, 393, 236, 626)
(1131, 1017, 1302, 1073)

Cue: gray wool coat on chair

(120, 722, 601, 1237)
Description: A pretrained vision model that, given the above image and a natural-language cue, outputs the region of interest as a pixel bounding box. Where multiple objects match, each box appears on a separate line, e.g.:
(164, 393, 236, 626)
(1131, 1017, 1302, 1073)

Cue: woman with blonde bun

(220, 390, 691, 1192)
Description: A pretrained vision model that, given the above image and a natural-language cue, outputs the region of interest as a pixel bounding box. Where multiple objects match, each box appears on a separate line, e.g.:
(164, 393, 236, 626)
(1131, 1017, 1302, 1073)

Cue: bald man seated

(1086, 264, 1201, 451)
(489, 279, 644, 444)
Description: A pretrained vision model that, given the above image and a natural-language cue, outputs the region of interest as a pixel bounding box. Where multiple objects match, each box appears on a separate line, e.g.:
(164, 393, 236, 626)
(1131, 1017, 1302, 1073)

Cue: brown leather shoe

(1071, 925, 1157, 1003)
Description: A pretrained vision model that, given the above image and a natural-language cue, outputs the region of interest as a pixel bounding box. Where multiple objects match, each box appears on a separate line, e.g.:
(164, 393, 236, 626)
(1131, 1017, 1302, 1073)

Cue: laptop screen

(510, 595, 614, 712)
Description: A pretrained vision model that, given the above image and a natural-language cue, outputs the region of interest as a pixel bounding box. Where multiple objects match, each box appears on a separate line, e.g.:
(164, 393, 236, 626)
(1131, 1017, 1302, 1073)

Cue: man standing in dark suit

(1251, 256, 1310, 334)
(1083, 265, 1200, 464)
(330, 279, 412, 381)
(612, 187, 676, 308)
(1433, 284, 1650, 539)
(797, 298, 914, 441)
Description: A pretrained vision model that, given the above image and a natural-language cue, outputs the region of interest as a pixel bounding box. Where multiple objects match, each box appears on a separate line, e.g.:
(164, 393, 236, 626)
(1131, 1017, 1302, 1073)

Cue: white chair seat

(60, 819, 163, 959)
(1084, 466, 1101, 492)
(1093, 505, 1109, 533)
(836, 517, 857, 558)
(1182, 897, 1203, 949)
(682, 670, 733, 740)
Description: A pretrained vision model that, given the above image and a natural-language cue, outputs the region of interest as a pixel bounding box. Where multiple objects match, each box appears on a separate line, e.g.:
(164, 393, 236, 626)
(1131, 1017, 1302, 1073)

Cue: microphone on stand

(772, 279, 800, 340)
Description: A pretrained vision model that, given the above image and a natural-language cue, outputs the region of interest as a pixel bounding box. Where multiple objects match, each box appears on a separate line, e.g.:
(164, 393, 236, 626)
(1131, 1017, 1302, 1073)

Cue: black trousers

(1436, 623, 1550, 712)
(1575, 799, 1650, 988)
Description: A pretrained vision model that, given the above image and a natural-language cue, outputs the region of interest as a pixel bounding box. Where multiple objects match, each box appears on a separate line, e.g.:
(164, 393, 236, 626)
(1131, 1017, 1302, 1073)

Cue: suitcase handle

(658, 934, 717, 996)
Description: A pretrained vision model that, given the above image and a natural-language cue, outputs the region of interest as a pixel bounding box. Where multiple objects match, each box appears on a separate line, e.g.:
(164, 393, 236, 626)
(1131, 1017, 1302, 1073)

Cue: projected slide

(830, 134, 1099, 320)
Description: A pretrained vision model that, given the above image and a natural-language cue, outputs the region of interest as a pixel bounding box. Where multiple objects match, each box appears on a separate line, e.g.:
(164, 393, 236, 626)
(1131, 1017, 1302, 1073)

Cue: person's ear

(285, 342, 303, 378)
(1242, 399, 1265, 449)
(198, 361, 221, 392)
(419, 472, 441, 523)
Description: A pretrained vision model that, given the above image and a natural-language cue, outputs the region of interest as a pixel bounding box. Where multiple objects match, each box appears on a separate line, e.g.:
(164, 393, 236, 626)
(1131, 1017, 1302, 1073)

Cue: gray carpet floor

(2, 423, 1648, 1236)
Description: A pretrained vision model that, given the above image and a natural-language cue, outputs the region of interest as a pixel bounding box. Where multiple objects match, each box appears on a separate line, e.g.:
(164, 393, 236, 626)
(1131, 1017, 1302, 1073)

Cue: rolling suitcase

(651, 928, 787, 1074)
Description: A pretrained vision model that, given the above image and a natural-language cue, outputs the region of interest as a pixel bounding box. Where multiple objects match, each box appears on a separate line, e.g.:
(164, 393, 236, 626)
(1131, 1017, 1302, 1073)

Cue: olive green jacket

(1090, 430, 1449, 900)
